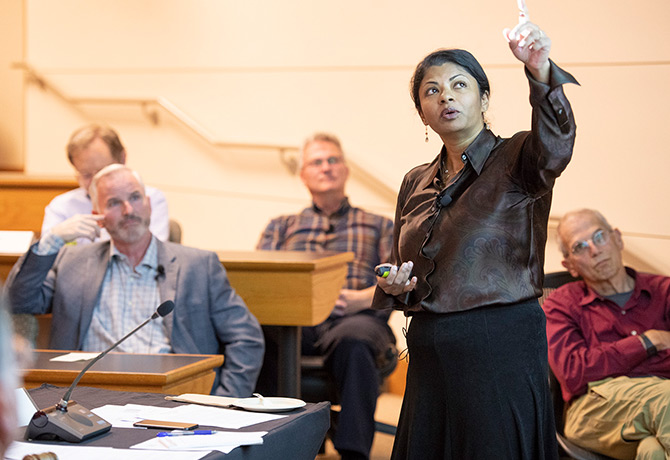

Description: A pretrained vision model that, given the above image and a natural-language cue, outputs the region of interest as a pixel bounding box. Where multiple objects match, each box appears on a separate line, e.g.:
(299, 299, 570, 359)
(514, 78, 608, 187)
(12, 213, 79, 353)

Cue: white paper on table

(131, 431, 267, 452)
(4, 441, 206, 460)
(165, 393, 238, 408)
(91, 404, 177, 428)
(91, 402, 284, 431)
(14, 388, 38, 427)
(50, 352, 100, 362)
(163, 404, 285, 429)
(0, 231, 34, 254)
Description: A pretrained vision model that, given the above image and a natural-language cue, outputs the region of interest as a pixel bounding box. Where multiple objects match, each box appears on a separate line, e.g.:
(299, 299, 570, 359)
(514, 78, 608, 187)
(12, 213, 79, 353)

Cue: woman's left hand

(376, 262, 417, 296)
(504, 21, 551, 83)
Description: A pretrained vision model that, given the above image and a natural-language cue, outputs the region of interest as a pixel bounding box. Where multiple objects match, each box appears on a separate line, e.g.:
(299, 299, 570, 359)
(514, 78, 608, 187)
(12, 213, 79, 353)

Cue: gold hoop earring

(425, 126, 429, 143)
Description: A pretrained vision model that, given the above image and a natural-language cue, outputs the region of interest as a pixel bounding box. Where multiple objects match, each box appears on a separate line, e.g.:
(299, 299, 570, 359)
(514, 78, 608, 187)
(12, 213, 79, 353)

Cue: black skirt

(392, 299, 558, 460)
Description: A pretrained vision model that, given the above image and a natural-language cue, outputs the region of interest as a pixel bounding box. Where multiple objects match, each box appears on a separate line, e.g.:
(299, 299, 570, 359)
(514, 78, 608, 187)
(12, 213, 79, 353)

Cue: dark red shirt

(543, 268, 670, 402)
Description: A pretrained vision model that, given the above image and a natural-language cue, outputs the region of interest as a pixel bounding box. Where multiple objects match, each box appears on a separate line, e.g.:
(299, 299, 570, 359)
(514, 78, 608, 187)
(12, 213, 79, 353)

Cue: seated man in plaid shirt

(257, 133, 396, 460)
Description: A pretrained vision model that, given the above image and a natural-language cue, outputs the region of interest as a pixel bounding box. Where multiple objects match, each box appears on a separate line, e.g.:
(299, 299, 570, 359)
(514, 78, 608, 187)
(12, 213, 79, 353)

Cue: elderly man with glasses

(543, 208, 670, 460)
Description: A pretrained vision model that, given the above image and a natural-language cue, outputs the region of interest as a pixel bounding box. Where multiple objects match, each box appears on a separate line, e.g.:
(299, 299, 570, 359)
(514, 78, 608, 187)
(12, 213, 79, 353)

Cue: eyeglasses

(305, 156, 343, 168)
(570, 229, 611, 256)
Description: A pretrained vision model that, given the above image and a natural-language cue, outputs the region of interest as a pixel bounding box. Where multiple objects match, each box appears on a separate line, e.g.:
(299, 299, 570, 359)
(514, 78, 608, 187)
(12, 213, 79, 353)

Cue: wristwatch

(639, 333, 658, 357)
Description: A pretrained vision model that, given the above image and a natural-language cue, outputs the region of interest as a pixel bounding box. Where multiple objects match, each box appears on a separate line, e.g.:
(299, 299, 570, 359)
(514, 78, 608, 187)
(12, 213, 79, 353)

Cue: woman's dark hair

(410, 49, 490, 114)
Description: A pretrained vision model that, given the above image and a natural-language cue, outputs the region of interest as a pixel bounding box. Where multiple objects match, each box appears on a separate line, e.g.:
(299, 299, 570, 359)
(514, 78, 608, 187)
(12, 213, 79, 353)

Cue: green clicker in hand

(375, 264, 393, 278)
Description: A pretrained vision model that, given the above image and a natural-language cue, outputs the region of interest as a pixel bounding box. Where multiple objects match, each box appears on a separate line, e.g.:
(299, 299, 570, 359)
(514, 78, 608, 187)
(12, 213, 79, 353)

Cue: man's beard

(109, 214, 150, 243)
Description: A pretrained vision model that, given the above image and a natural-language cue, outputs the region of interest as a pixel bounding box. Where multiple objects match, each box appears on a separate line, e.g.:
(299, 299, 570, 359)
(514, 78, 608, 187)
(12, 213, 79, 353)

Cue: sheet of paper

(91, 403, 283, 430)
(4, 441, 206, 460)
(92, 404, 176, 428)
(0, 230, 33, 254)
(14, 388, 38, 427)
(165, 393, 238, 408)
(131, 431, 266, 453)
(50, 352, 100, 362)
(163, 403, 285, 429)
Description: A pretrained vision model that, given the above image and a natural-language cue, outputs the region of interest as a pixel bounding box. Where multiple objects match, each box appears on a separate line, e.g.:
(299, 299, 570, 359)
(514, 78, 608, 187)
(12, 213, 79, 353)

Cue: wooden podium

(0, 253, 19, 281)
(218, 250, 353, 326)
(0, 174, 77, 233)
(218, 250, 354, 397)
(23, 350, 223, 394)
(0, 174, 76, 280)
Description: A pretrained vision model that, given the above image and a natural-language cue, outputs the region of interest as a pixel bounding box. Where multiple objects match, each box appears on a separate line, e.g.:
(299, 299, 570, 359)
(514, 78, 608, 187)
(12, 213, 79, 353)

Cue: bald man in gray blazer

(6, 165, 264, 397)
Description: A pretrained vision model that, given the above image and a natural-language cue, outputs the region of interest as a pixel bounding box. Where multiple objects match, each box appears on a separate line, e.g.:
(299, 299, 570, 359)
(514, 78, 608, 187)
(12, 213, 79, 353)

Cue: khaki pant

(564, 376, 670, 460)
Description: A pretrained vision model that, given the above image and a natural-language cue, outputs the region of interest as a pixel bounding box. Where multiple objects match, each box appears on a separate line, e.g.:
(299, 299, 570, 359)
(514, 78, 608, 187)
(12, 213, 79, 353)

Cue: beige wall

(0, 0, 24, 170)
(12, 0, 670, 274)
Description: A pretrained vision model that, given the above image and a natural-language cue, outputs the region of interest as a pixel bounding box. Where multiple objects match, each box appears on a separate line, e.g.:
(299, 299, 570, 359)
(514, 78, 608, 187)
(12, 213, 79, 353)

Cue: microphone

(439, 192, 452, 207)
(155, 264, 165, 281)
(25, 300, 175, 443)
(434, 190, 453, 209)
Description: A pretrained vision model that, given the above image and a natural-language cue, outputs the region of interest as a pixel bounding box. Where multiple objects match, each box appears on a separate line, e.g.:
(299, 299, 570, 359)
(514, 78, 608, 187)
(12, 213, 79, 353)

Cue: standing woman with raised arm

(371, 10, 579, 460)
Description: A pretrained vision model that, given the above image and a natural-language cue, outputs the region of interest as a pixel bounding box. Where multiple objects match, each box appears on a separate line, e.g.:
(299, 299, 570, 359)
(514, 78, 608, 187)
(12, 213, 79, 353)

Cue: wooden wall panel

(0, 174, 77, 234)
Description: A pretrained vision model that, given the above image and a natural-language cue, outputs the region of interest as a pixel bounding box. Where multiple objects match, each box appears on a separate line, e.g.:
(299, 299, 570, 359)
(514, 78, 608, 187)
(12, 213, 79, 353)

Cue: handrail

(14, 62, 397, 201)
(547, 216, 670, 241)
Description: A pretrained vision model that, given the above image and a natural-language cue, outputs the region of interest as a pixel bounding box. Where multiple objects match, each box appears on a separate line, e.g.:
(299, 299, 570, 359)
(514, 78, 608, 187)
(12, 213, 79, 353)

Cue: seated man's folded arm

(5, 243, 59, 316)
(544, 292, 649, 399)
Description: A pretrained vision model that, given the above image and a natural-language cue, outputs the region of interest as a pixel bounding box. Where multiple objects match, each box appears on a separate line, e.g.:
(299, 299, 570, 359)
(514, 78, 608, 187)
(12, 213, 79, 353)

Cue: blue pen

(157, 430, 217, 437)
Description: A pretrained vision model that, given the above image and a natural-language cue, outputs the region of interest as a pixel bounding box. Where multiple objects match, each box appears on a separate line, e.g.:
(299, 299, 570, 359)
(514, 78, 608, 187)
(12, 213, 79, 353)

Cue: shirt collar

(311, 197, 351, 216)
(77, 186, 92, 200)
(110, 235, 158, 270)
(578, 267, 650, 307)
(422, 127, 499, 190)
(464, 128, 499, 175)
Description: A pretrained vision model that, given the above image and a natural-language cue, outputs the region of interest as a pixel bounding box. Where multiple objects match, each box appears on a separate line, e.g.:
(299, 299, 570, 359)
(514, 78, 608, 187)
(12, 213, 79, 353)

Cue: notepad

(15, 388, 38, 427)
(165, 393, 238, 408)
(50, 352, 99, 362)
(131, 431, 266, 452)
(0, 230, 34, 254)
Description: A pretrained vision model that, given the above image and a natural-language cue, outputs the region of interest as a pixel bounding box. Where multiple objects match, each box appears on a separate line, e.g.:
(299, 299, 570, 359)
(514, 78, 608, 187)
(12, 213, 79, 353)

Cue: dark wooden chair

(542, 271, 615, 460)
(168, 219, 182, 244)
(300, 343, 399, 438)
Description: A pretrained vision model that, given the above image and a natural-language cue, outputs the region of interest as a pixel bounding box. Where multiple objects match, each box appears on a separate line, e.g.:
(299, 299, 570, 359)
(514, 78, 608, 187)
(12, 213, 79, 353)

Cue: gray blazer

(6, 239, 265, 397)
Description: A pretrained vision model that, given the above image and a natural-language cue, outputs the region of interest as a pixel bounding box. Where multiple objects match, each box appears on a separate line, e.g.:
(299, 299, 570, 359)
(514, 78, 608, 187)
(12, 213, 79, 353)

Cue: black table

(26, 384, 330, 459)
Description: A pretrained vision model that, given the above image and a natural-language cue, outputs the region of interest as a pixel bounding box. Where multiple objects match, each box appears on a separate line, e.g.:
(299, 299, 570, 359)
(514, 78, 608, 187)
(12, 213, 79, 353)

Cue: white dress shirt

(41, 186, 170, 243)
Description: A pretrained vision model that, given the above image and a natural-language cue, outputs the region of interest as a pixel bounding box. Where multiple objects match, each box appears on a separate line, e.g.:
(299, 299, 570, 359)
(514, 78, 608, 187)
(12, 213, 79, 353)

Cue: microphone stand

(26, 300, 175, 442)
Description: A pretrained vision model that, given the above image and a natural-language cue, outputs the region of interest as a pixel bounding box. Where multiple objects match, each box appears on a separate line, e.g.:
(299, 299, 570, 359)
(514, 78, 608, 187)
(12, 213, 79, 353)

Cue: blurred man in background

(41, 124, 169, 243)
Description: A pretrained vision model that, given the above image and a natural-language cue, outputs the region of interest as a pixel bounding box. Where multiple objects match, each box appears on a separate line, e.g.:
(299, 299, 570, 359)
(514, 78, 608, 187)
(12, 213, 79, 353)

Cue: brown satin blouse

(372, 62, 579, 315)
